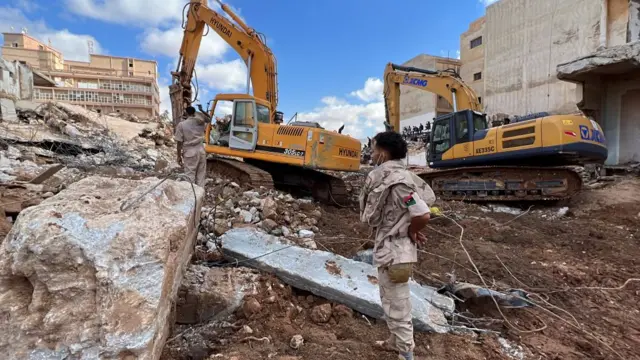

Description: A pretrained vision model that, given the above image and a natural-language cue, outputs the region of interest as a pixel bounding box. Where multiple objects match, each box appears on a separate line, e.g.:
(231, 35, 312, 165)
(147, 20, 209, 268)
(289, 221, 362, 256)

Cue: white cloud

(65, 0, 185, 26)
(349, 77, 383, 103)
(158, 78, 171, 114)
(298, 89, 386, 141)
(65, 0, 244, 27)
(141, 26, 229, 61)
(0, 6, 103, 62)
(196, 59, 248, 93)
(481, 0, 500, 6)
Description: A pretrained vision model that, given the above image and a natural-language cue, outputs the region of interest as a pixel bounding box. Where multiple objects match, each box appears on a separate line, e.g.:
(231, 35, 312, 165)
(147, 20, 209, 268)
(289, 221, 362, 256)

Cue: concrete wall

(630, 0, 640, 41)
(600, 73, 640, 164)
(483, 0, 601, 118)
(0, 58, 33, 100)
(460, 17, 486, 107)
(608, 0, 630, 46)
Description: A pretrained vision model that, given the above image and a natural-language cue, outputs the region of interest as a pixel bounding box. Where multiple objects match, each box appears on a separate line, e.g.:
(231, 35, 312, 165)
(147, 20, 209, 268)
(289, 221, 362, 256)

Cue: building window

(474, 72, 482, 81)
(478, 97, 482, 104)
(12, 42, 19, 48)
(470, 36, 483, 49)
(38, 45, 44, 50)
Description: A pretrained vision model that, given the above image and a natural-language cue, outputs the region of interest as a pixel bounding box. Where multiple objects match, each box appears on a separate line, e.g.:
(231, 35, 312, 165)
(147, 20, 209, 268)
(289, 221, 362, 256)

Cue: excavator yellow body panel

(432, 113, 607, 167)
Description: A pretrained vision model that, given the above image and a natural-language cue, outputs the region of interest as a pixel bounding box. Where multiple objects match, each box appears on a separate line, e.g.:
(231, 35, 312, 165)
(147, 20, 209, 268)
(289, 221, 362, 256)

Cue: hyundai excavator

(383, 63, 608, 201)
(170, 0, 361, 202)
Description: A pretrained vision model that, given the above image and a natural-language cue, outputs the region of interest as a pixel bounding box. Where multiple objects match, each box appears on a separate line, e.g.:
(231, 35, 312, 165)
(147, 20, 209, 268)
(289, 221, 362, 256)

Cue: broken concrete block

(220, 228, 455, 333)
(0, 98, 18, 122)
(0, 175, 204, 360)
(176, 265, 259, 324)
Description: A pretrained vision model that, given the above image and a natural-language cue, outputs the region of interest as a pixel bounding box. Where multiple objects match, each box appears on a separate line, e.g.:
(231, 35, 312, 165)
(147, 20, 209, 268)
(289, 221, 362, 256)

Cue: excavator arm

(383, 62, 482, 132)
(170, 0, 277, 128)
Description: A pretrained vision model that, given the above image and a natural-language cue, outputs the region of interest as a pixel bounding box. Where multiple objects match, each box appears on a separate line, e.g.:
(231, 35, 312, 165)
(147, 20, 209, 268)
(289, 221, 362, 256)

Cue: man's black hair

(373, 131, 408, 160)
(185, 106, 196, 115)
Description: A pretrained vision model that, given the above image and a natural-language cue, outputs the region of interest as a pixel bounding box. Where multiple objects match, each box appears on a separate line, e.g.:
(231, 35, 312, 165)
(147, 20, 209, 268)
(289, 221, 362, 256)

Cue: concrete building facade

(558, 0, 640, 165)
(460, 17, 486, 108)
(2, 33, 160, 118)
(480, 0, 602, 118)
(399, 54, 461, 129)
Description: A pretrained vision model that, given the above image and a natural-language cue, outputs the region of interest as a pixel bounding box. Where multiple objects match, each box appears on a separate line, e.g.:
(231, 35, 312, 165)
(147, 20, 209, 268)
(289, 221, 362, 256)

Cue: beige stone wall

(483, 0, 601, 117)
(608, 0, 630, 46)
(460, 17, 486, 108)
(3, 34, 25, 47)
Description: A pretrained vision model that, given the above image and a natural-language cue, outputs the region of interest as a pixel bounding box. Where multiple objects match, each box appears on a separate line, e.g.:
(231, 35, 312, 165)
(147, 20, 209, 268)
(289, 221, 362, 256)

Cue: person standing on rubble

(175, 106, 207, 188)
(359, 131, 435, 360)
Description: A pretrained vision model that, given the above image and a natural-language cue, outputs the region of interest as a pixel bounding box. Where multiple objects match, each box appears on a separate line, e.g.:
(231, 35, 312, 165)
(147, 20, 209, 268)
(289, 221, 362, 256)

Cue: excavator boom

(383, 62, 481, 132)
(170, 0, 277, 128)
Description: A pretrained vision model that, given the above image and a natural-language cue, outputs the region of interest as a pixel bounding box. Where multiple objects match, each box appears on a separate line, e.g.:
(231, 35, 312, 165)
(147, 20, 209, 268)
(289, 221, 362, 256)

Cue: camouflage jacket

(359, 159, 436, 266)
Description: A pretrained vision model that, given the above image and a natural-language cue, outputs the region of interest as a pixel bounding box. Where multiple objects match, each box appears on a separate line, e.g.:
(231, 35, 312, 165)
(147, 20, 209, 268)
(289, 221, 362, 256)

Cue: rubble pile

(196, 178, 329, 259)
(0, 100, 177, 172)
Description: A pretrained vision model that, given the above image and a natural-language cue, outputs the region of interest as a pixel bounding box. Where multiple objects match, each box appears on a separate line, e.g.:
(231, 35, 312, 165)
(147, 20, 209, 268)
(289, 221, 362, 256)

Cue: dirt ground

(163, 177, 640, 360)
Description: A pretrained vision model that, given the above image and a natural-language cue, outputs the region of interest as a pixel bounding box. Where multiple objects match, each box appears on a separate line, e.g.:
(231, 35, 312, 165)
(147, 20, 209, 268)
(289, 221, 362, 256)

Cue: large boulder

(0, 175, 204, 360)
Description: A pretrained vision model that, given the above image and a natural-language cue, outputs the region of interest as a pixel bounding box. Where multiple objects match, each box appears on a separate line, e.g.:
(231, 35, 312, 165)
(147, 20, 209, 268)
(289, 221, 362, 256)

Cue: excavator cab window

(229, 100, 258, 151)
(455, 112, 470, 144)
(233, 101, 255, 127)
(431, 118, 451, 155)
(473, 112, 488, 133)
(256, 104, 270, 124)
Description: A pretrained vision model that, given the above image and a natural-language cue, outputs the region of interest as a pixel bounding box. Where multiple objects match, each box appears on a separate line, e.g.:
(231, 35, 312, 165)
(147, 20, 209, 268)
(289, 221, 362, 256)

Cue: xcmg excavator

(383, 63, 609, 201)
(170, 0, 361, 202)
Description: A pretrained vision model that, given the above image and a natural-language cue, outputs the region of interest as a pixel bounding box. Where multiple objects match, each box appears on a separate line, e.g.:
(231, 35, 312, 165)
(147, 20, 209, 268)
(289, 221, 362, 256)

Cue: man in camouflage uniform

(359, 131, 435, 360)
(175, 106, 207, 188)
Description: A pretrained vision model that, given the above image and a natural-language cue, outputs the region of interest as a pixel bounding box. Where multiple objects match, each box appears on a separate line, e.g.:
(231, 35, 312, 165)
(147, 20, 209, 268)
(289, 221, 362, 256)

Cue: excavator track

(417, 166, 583, 202)
(207, 157, 275, 190)
(207, 156, 350, 205)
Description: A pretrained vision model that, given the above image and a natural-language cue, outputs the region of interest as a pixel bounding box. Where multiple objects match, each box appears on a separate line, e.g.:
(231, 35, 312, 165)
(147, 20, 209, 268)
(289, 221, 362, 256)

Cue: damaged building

(557, 0, 640, 165)
(1, 32, 160, 118)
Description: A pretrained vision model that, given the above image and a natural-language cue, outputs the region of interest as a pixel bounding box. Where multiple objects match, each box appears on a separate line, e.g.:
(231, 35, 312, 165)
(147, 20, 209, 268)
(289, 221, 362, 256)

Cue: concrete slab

(220, 228, 455, 333)
(0, 98, 18, 122)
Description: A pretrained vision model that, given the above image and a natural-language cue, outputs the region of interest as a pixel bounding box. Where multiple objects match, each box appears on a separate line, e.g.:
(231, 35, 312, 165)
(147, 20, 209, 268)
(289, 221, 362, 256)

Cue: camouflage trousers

(183, 148, 207, 188)
(378, 266, 415, 353)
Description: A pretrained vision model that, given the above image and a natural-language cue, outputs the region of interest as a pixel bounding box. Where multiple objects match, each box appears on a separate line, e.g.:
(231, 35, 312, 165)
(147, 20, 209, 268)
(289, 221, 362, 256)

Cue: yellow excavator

(170, 0, 361, 202)
(383, 63, 608, 201)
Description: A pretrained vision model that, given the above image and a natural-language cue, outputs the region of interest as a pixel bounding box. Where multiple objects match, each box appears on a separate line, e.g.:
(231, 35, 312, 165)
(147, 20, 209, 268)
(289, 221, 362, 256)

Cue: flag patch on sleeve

(403, 193, 417, 206)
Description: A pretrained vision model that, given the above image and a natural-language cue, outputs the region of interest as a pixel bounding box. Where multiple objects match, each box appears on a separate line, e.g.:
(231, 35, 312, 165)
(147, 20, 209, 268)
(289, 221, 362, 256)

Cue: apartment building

(2, 33, 160, 118)
(399, 54, 462, 129)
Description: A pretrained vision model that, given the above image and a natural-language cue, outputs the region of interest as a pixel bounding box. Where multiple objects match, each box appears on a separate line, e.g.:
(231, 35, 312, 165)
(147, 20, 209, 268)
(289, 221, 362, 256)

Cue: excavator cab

(427, 110, 488, 165)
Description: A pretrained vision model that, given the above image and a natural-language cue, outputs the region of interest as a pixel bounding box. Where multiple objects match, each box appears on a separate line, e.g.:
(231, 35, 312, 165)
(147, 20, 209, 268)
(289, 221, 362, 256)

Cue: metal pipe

(246, 54, 252, 94)
(452, 90, 458, 112)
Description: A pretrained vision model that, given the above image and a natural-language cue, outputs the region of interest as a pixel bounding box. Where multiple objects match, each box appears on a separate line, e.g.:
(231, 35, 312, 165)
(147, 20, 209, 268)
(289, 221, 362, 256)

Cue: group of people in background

(401, 122, 431, 139)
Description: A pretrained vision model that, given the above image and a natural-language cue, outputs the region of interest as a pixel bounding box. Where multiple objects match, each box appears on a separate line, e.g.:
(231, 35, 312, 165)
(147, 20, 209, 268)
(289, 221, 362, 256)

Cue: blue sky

(0, 0, 495, 140)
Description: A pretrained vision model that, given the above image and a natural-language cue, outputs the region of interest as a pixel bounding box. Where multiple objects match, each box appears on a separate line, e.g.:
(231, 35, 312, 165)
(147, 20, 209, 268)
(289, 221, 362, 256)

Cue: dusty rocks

(289, 335, 304, 349)
(176, 265, 260, 324)
(0, 175, 204, 359)
(242, 298, 262, 318)
(310, 303, 333, 324)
